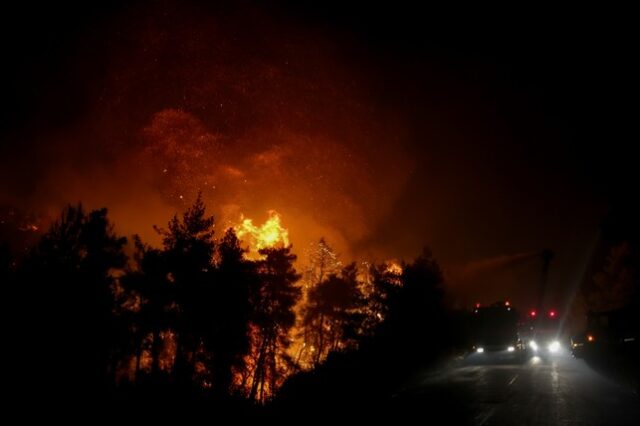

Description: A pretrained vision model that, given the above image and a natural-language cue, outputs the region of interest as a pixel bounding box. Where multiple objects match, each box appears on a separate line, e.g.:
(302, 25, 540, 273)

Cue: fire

(234, 210, 290, 257)
(385, 260, 403, 276)
(383, 260, 403, 286)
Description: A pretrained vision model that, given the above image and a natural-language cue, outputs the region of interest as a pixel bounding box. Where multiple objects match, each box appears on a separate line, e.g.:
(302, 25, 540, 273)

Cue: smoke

(1, 2, 604, 316)
(448, 251, 545, 308)
(456, 251, 542, 280)
(0, 2, 413, 260)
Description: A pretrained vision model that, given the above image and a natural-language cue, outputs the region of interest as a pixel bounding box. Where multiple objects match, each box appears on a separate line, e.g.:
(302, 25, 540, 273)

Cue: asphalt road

(391, 351, 640, 425)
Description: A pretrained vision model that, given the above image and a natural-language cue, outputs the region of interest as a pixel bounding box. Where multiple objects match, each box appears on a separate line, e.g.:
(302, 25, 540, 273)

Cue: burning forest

(5, 193, 444, 409)
(4, 1, 637, 421)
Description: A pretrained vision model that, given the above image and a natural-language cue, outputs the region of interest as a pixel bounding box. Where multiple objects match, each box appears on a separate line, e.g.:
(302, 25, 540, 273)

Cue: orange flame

(234, 210, 290, 257)
(385, 260, 403, 276)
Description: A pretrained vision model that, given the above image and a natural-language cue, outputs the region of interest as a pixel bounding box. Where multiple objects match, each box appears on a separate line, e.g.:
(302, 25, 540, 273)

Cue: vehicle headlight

(507, 346, 515, 352)
(548, 341, 560, 353)
(529, 340, 538, 351)
(476, 347, 484, 353)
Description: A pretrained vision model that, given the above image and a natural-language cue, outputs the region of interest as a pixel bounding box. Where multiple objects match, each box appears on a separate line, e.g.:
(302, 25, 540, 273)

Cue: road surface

(390, 352, 640, 425)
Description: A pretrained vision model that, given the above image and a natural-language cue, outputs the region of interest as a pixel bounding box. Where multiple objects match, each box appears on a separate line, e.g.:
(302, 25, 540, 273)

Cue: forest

(2, 194, 460, 415)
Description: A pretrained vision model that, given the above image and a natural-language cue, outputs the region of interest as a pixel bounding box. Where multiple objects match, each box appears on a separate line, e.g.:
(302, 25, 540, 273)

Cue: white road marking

(508, 374, 519, 386)
(477, 406, 497, 426)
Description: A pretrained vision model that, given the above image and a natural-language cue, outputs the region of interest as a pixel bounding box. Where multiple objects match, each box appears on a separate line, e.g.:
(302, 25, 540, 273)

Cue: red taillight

(505, 301, 510, 306)
(549, 310, 556, 318)
(530, 310, 537, 317)
(476, 303, 481, 308)
(587, 335, 594, 342)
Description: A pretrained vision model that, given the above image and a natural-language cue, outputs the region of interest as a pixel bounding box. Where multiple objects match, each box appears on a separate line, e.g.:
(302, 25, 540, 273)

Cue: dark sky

(1, 1, 636, 310)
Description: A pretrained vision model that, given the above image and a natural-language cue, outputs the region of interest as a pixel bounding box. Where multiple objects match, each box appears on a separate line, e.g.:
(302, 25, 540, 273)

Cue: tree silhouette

(275, 250, 449, 416)
(154, 192, 216, 386)
(205, 228, 254, 396)
(19, 205, 127, 396)
(379, 248, 445, 365)
(119, 235, 176, 385)
(335, 262, 369, 346)
(302, 238, 342, 290)
(588, 242, 639, 312)
(363, 261, 403, 336)
(302, 262, 365, 365)
(247, 246, 301, 403)
(296, 238, 343, 366)
(5, 191, 455, 410)
(585, 203, 640, 313)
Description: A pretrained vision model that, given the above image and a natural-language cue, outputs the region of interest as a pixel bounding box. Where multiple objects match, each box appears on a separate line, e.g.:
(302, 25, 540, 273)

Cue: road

(390, 351, 640, 425)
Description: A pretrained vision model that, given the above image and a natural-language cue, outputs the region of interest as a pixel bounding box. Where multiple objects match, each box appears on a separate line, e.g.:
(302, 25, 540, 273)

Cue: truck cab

(471, 301, 525, 357)
(523, 309, 564, 355)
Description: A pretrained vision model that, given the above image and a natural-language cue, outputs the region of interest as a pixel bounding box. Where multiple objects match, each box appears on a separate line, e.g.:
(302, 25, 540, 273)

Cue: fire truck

(521, 308, 564, 355)
(516, 248, 565, 355)
(471, 301, 525, 357)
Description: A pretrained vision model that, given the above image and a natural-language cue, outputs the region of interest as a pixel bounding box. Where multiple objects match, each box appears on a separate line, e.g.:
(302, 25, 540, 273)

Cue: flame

(234, 210, 290, 257)
(385, 260, 403, 276)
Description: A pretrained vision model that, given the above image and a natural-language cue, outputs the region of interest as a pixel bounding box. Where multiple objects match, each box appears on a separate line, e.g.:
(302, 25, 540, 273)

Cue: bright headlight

(507, 346, 515, 352)
(548, 341, 560, 353)
(476, 347, 484, 353)
(529, 341, 538, 351)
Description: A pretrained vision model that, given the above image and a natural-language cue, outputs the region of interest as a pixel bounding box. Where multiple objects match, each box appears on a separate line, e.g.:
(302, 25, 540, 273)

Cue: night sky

(1, 2, 636, 310)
